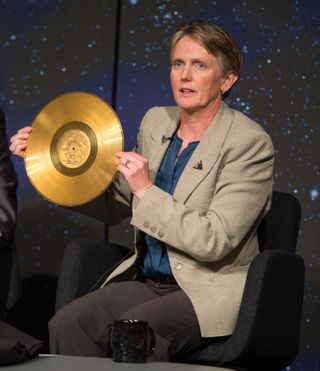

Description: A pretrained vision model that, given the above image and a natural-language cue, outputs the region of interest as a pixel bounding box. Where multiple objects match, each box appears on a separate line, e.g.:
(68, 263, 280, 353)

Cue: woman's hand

(9, 126, 32, 158)
(116, 151, 152, 199)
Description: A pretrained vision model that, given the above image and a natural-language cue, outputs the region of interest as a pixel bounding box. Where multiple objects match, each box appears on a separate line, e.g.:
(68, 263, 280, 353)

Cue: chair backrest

(257, 191, 301, 253)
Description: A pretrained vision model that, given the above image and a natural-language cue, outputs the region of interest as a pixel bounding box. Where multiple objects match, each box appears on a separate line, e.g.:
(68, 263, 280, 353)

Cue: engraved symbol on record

(50, 121, 98, 176)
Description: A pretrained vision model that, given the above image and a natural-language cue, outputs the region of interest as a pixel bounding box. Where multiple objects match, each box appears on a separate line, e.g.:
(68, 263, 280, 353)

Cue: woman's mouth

(179, 88, 196, 95)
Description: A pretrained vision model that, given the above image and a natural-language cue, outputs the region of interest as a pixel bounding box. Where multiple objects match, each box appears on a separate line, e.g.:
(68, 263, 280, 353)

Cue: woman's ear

(220, 72, 238, 95)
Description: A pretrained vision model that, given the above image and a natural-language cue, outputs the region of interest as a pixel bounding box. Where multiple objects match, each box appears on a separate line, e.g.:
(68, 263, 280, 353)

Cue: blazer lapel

(147, 107, 180, 183)
(173, 102, 234, 203)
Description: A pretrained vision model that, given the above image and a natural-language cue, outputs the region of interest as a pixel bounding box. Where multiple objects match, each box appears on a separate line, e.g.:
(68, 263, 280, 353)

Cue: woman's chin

(177, 102, 199, 114)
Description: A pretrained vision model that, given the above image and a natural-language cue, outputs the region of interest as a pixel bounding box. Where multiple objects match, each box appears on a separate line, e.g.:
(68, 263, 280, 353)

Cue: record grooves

(25, 92, 124, 206)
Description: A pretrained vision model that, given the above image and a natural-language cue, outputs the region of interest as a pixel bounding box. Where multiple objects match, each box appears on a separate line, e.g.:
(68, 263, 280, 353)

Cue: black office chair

(55, 191, 304, 371)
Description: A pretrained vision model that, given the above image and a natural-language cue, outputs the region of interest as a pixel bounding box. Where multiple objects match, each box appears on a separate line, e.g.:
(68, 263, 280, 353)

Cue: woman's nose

(181, 65, 192, 81)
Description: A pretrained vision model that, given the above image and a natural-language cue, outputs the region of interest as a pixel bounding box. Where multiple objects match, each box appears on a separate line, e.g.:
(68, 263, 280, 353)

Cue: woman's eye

(196, 63, 206, 70)
(173, 61, 183, 69)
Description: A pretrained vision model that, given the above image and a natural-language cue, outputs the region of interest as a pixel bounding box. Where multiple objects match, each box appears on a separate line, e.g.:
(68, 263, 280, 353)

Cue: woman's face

(170, 36, 230, 114)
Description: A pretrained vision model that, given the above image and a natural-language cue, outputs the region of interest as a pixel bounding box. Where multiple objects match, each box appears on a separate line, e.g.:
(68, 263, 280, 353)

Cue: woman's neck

(178, 100, 222, 142)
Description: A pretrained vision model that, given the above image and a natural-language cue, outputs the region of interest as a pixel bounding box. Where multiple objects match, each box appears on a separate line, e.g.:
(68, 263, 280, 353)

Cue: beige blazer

(102, 102, 274, 337)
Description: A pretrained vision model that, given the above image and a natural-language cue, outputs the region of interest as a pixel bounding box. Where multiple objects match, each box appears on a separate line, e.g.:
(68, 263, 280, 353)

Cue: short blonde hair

(171, 21, 243, 92)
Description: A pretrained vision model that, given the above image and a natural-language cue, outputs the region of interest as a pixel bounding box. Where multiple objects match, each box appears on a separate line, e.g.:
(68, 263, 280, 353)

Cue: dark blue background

(1, 0, 319, 369)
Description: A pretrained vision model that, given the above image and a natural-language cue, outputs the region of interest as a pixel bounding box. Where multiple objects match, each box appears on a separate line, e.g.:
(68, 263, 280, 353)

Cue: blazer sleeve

(0, 109, 18, 241)
(131, 123, 274, 263)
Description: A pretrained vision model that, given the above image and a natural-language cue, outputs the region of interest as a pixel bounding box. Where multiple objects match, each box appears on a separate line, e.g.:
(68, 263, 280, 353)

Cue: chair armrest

(55, 239, 130, 312)
(186, 250, 305, 370)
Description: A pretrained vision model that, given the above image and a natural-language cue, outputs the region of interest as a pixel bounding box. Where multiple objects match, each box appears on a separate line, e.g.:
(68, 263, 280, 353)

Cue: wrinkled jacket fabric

(0, 109, 17, 241)
(0, 108, 20, 314)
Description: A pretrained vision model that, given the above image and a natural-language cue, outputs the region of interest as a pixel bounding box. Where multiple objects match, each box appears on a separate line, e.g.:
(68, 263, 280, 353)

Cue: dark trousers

(49, 278, 202, 361)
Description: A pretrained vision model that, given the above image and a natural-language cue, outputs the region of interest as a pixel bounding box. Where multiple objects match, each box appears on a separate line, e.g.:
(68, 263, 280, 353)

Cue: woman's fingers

(115, 151, 152, 199)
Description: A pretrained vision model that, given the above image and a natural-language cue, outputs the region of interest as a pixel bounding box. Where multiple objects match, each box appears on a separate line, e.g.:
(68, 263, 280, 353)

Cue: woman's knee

(49, 304, 78, 335)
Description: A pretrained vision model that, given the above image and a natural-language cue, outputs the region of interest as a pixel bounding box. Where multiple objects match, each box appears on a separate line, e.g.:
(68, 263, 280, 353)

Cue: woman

(10, 21, 274, 361)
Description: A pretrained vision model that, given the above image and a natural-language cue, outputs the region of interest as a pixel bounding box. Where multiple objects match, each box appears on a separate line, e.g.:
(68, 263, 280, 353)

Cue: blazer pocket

(187, 186, 216, 205)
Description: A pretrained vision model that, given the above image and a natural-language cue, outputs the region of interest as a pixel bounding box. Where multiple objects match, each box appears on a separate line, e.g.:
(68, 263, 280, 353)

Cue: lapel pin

(193, 160, 203, 170)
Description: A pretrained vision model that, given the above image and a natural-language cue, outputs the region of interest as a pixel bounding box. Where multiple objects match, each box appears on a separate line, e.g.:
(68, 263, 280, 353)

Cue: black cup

(112, 319, 155, 363)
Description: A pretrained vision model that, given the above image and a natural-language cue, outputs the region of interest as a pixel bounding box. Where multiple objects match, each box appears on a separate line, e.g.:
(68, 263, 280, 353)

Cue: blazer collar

(173, 102, 234, 202)
(147, 102, 234, 202)
(148, 108, 180, 183)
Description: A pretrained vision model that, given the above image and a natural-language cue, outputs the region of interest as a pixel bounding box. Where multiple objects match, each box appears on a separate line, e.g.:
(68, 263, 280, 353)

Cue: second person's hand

(10, 126, 33, 159)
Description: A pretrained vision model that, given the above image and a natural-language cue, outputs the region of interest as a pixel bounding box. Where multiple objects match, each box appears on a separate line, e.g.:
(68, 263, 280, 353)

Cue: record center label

(57, 129, 91, 168)
(50, 121, 98, 176)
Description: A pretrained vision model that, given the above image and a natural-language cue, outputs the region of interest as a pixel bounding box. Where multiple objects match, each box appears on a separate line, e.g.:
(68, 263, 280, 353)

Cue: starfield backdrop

(1, 0, 319, 369)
